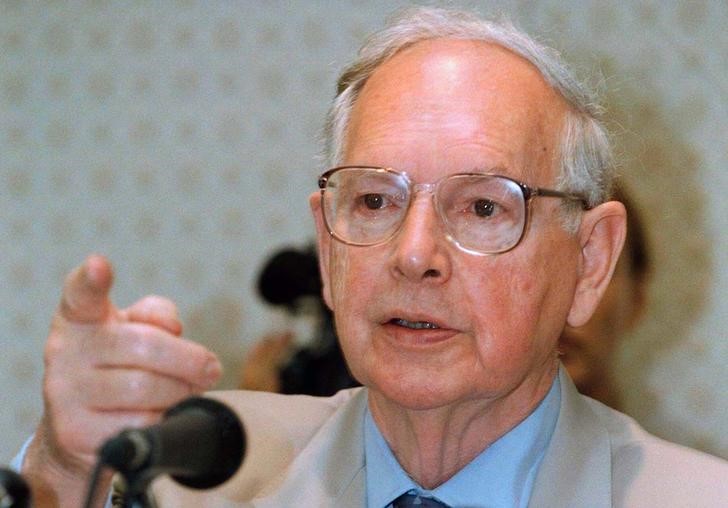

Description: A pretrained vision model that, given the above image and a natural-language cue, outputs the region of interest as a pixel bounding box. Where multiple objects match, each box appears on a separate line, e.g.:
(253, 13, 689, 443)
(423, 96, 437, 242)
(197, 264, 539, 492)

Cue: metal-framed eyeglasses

(317, 166, 590, 255)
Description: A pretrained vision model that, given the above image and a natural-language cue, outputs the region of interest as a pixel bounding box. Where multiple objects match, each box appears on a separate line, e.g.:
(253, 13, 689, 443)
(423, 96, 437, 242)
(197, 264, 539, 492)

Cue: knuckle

(147, 294, 177, 309)
(128, 333, 153, 359)
(123, 372, 191, 410)
(127, 296, 182, 334)
(138, 294, 179, 316)
(123, 325, 163, 361)
(125, 369, 151, 393)
(185, 347, 212, 377)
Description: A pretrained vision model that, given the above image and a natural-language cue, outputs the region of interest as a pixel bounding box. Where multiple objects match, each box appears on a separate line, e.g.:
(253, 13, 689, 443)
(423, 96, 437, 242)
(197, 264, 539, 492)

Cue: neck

(368, 368, 558, 488)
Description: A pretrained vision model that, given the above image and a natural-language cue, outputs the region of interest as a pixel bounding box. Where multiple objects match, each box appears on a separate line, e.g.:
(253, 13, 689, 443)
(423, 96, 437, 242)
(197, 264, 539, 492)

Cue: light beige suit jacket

(151, 368, 728, 507)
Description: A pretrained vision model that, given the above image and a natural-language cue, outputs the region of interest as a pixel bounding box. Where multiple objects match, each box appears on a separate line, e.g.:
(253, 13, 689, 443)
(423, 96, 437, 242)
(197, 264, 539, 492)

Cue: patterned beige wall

(1, 1, 726, 463)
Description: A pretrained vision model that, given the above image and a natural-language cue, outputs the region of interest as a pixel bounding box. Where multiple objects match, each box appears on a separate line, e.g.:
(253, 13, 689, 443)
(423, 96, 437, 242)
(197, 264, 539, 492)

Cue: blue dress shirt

(364, 376, 561, 508)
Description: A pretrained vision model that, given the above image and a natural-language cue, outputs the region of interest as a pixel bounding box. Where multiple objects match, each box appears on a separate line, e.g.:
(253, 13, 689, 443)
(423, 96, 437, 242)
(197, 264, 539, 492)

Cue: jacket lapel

(528, 367, 612, 508)
(253, 388, 368, 507)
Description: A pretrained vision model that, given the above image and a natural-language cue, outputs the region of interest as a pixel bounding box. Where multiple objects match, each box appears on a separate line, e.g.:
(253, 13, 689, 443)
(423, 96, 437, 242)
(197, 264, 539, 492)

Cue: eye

(473, 199, 497, 217)
(363, 193, 385, 209)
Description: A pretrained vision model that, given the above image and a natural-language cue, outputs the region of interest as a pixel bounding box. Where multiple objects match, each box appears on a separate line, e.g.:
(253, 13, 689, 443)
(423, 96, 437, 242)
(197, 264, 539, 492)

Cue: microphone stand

(83, 458, 158, 508)
(117, 470, 157, 508)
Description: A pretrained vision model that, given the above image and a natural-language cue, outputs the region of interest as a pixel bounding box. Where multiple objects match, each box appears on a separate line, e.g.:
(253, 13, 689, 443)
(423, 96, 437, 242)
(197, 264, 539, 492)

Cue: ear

(567, 201, 627, 327)
(309, 191, 335, 310)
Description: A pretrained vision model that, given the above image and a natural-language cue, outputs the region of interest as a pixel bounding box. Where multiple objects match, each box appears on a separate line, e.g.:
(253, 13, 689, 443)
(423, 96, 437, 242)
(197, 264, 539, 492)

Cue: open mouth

(389, 318, 441, 330)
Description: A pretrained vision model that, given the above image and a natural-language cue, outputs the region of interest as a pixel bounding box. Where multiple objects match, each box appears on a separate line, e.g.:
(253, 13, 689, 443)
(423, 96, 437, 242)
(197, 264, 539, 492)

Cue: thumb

(58, 254, 115, 323)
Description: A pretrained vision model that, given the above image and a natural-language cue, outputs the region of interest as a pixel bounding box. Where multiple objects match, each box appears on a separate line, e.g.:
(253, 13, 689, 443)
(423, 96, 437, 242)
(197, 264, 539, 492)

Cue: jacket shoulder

(585, 398, 728, 507)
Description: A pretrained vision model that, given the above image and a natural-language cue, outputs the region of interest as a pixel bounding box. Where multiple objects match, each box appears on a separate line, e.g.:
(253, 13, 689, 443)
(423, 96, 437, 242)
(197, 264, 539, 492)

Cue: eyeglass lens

(321, 168, 528, 254)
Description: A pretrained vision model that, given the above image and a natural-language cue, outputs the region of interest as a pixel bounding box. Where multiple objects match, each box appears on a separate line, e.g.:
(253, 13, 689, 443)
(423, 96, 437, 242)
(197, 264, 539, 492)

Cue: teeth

(392, 318, 440, 330)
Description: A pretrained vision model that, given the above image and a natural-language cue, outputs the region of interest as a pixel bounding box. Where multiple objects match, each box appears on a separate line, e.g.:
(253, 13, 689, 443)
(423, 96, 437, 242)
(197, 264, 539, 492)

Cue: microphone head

(165, 397, 246, 490)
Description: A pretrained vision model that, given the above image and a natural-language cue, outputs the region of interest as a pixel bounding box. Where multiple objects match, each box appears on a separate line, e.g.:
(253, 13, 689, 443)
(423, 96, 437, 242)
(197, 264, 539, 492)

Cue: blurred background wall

(1, 0, 726, 462)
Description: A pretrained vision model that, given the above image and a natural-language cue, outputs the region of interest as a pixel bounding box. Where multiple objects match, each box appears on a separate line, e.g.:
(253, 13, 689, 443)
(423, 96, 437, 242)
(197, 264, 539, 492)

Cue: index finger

(58, 254, 115, 324)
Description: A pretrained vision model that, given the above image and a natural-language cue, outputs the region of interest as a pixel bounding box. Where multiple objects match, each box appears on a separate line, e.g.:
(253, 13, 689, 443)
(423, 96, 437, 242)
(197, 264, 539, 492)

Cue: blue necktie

(392, 492, 449, 507)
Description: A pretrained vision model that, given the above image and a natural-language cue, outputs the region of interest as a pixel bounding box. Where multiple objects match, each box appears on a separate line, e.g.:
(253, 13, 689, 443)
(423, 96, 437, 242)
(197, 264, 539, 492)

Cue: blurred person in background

(240, 244, 358, 395)
(559, 184, 650, 409)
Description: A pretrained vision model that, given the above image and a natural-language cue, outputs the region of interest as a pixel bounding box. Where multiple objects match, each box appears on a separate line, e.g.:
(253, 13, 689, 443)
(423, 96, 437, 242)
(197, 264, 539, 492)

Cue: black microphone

(0, 468, 31, 508)
(98, 397, 245, 490)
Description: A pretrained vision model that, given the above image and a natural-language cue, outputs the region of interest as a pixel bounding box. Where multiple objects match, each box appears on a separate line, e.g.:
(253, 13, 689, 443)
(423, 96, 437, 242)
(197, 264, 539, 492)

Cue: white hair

(322, 7, 615, 231)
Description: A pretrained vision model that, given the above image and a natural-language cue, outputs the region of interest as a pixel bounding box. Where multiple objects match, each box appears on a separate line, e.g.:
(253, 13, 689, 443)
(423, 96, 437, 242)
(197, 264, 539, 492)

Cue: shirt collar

(364, 375, 561, 508)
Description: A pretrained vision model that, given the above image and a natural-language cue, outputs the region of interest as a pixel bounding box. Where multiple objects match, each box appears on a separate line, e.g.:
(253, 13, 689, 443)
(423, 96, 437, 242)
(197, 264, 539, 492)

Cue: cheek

(465, 252, 573, 362)
(327, 243, 383, 312)
(327, 245, 393, 385)
(327, 244, 350, 310)
(458, 260, 527, 353)
(327, 244, 377, 343)
(478, 269, 533, 325)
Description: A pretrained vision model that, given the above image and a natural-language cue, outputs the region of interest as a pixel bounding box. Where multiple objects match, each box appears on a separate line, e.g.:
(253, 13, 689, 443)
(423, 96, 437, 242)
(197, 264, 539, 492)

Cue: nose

(390, 193, 451, 282)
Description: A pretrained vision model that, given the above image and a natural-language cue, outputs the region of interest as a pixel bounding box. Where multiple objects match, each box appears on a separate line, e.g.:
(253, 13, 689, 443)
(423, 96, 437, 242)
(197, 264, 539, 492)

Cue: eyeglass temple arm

(529, 187, 591, 210)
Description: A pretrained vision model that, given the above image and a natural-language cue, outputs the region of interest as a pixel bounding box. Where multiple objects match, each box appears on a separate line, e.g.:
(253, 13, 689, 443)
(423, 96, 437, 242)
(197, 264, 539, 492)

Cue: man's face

(313, 39, 586, 412)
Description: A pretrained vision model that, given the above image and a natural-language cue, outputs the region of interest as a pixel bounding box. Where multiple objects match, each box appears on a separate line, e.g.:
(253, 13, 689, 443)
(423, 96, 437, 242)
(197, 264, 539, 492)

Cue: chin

(383, 392, 459, 412)
(369, 372, 471, 411)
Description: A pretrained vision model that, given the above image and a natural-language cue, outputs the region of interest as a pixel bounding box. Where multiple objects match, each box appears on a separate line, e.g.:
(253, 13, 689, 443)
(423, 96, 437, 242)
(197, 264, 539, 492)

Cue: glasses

(317, 166, 590, 255)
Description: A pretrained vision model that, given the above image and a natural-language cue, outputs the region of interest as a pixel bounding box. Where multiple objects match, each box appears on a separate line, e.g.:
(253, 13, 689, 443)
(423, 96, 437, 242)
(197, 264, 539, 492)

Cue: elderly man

(17, 7, 727, 508)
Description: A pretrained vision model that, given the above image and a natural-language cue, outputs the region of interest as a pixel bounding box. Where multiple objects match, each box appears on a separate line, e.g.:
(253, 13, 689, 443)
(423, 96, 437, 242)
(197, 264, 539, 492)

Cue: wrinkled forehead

(344, 39, 569, 185)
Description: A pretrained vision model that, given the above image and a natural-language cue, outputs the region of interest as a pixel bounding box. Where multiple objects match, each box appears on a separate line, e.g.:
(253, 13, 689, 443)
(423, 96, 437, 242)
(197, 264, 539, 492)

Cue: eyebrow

(463, 165, 523, 181)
